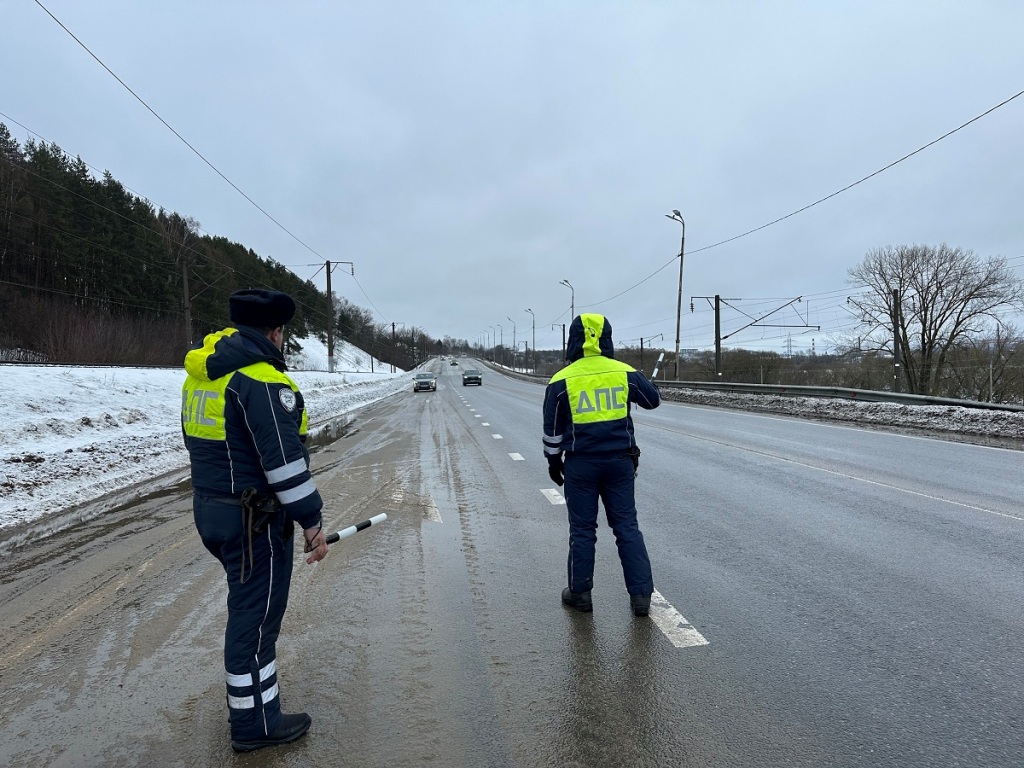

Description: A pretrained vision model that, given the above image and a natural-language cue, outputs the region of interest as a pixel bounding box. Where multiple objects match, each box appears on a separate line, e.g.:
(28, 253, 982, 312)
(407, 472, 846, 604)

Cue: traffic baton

(651, 352, 665, 380)
(325, 513, 388, 544)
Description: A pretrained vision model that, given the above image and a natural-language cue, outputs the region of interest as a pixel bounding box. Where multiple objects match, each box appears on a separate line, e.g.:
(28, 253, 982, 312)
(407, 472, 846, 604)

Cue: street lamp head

(672, 209, 681, 217)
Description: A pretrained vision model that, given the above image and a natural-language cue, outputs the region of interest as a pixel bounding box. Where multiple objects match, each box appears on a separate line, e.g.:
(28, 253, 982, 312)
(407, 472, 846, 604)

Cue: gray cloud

(5, 1, 1022, 353)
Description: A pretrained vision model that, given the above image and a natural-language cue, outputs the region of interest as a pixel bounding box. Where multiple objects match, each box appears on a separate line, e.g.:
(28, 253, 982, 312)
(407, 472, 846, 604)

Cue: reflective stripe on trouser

(563, 453, 654, 596)
(193, 495, 294, 741)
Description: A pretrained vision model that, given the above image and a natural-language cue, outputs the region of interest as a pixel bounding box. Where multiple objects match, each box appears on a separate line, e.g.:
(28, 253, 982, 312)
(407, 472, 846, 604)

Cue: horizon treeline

(2, 122, 1021, 403)
(0, 122, 453, 368)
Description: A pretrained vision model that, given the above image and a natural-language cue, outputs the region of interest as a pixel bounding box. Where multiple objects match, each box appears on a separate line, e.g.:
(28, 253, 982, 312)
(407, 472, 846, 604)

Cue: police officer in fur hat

(182, 288, 328, 752)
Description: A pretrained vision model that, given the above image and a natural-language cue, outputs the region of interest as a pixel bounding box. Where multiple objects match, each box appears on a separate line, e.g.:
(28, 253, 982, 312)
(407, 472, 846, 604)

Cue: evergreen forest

(0, 122, 447, 369)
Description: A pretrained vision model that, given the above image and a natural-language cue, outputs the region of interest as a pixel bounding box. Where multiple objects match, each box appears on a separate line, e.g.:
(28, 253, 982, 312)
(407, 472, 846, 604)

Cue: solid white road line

(541, 488, 565, 505)
(509, 453, 524, 461)
(650, 590, 709, 649)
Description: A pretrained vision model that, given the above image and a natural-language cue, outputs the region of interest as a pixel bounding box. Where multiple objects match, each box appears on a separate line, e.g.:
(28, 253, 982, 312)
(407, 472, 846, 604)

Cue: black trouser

(564, 453, 654, 596)
(193, 494, 293, 740)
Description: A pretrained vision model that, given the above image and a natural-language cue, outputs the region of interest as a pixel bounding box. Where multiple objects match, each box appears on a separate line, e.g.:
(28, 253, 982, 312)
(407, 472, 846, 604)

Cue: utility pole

(322, 260, 354, 373)
(639, 333, 663, 377)
(326, 261, 333, 372)
(181, 255, 192, 346)
(168, 214, 198, 346)
(391, 322, 397, 373)
(552, 323, 565, 361)
(891, 287, 902, 393)
(714, 294, 722, 379)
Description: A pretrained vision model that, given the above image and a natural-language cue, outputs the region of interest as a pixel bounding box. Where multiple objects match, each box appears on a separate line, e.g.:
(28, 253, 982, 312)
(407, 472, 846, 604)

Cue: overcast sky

(4, 1, 1022, 354)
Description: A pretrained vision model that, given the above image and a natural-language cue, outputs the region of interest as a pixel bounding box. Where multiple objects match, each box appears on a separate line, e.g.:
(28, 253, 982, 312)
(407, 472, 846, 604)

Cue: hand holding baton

(325, 513, 388, 544)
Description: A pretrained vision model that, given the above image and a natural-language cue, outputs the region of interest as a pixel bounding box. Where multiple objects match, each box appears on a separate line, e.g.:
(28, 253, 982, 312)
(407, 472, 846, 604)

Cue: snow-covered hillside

(0, 337, 408, 532)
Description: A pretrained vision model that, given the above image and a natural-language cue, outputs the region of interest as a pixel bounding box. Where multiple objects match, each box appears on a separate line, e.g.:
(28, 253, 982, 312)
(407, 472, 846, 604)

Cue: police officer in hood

(542, 313, 661, 616)
(182, 288, 328, 752)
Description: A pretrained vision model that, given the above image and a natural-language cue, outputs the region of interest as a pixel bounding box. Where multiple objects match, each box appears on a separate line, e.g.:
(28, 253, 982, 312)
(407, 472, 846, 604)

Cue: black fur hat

(229, 289, 296, 328)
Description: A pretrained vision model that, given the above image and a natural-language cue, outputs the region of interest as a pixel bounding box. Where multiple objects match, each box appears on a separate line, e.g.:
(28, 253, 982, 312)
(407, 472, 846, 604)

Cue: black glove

(547, 455, 564, 486)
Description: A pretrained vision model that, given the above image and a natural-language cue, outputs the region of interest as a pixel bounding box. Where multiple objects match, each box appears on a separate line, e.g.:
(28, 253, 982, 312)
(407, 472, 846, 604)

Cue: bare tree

(943, 323, 1024, 403)
(847, 244, 1024, 396)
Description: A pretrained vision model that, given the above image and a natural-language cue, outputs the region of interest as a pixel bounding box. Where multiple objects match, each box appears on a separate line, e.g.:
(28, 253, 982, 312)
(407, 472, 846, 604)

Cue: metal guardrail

(656, 380, 1024, 413)
(479, 362, 1024, 414)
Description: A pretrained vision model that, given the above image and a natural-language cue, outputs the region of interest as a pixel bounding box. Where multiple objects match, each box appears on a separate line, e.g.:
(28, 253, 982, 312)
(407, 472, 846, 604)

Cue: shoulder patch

(278, 388, 297, 412)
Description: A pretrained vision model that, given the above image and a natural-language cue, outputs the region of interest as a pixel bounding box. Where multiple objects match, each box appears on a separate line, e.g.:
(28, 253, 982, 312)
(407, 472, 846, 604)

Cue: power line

(33, 0, 325, 261)
(584, 87, 1024, 310)
(688, 89, 1024, 255)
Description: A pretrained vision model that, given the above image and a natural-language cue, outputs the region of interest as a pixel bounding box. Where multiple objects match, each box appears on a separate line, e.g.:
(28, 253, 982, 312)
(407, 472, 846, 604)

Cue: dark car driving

(461, 368, 482, 386)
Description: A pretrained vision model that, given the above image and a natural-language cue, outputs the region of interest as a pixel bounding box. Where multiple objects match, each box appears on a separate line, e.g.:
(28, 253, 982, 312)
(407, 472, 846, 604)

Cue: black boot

(561, 588, 593, 612)
(630, 594, 651, 617)
(231, 712, 312, 753)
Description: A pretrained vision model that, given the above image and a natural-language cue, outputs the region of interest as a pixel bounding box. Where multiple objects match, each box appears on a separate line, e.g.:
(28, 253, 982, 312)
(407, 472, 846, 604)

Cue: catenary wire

(32, 0, 327, 263)
(582, 87, 1024, 311)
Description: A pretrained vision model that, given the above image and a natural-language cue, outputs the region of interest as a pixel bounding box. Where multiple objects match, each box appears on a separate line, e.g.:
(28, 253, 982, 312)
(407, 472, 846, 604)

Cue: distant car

(462, 368, 482, 386)
(450, 360, 459, 366)
(413, 372, 437, 392)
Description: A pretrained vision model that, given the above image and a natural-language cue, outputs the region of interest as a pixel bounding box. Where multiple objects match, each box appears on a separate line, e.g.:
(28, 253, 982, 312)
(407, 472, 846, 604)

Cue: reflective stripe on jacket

(181, 326, 322, 530)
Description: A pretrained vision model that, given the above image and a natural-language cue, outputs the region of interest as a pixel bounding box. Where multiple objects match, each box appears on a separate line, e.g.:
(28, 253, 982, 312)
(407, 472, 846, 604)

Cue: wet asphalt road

(0, 361, 1021, 767)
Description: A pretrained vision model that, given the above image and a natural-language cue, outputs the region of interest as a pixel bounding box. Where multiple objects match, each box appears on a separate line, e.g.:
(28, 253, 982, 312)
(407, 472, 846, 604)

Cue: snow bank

(0, 337, 408, 530)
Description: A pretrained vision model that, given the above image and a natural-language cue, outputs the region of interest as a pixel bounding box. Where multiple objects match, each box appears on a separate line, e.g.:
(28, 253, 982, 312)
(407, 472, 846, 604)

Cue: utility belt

(240, 488, 282, 535)
(564, 447, 641, 476)
(238, 488, 294, 582)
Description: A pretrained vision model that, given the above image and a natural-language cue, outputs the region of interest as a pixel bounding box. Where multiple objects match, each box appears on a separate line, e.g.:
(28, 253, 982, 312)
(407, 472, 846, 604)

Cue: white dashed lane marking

(492, 434, 503, 440)
(508, 453, 524, 461)
(425, 498, 443, 523)
(482, 422, 490, 426)
(475, 415, 482, 418)
(541, 488, 565, 505)
(650, 590, 709, 649)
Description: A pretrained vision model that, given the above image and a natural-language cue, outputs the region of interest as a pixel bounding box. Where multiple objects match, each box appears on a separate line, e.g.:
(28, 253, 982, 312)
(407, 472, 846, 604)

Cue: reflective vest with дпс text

(546, 355, 643, 454)
(181, 326, 322, 531)
(563, 359, 629, 425)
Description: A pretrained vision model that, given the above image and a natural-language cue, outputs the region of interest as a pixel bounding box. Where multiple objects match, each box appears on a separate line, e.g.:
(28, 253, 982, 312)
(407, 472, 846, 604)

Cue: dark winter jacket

(181, 325, 322, 530)
(542, 313, 660, 457)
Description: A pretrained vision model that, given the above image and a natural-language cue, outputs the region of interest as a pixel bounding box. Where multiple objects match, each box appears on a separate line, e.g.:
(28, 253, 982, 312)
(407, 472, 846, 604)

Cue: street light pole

(664, 210, 685, 381)
(506, 316, 517, 370)
(525, 308, 535, 373)
(559, 279, 574, 319)
(497, 324, 503, 366)
(489, 325, 497, 361)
